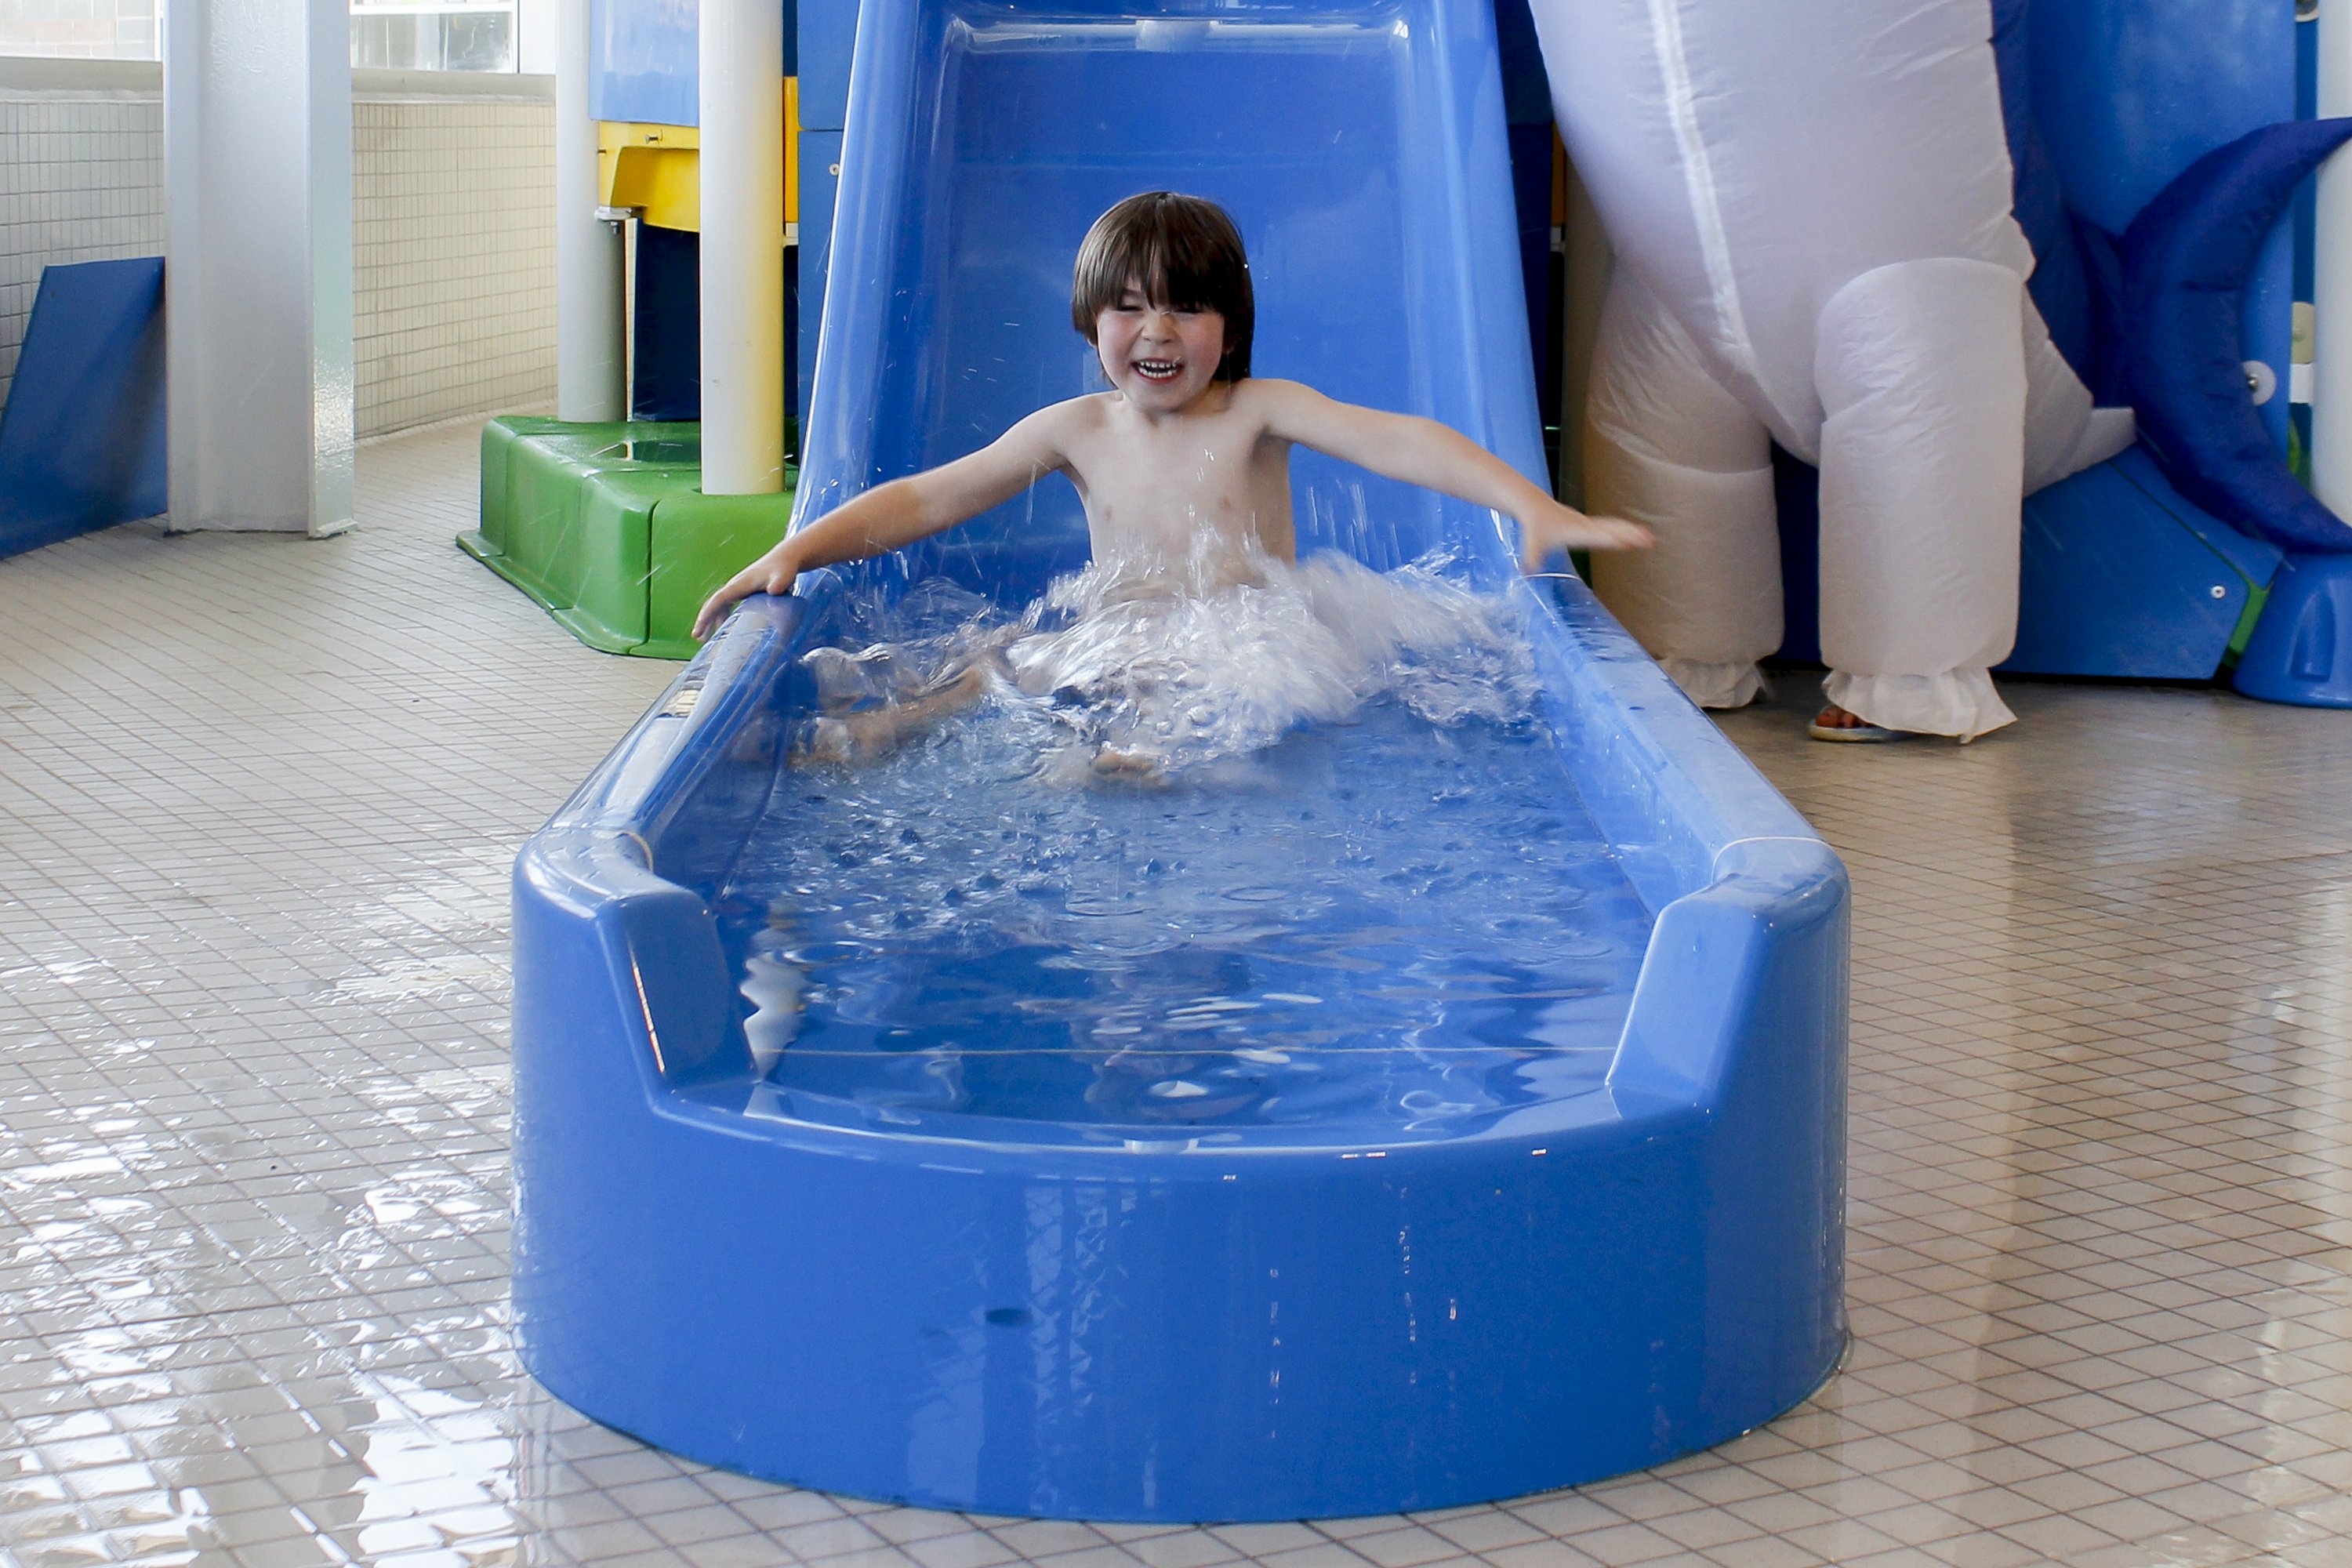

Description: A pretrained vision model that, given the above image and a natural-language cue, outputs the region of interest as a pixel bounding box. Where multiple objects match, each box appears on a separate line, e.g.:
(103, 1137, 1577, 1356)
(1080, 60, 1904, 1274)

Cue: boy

(695, 191, 1646, 645)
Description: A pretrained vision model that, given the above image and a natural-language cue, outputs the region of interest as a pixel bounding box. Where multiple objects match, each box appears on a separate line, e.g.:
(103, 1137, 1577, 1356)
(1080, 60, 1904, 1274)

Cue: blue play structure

(1773, 0, 2352, 706)
(0, 257, 167, 560)
(516, 0, 1847, 1521)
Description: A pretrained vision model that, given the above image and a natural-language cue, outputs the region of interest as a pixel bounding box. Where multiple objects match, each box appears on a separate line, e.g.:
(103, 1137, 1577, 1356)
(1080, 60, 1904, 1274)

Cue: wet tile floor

(3, 422, 2350, 1568)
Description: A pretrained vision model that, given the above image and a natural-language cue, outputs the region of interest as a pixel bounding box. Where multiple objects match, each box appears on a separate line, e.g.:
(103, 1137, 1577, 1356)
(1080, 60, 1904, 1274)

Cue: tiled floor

(3, 422, 2350, 1568)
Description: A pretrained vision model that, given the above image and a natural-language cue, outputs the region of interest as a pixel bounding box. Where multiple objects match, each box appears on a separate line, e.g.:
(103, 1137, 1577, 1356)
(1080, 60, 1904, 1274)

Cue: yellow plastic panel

(786, 76, 800, 223)
(601, 121, 699, 230)
(596, 78, 802, 235)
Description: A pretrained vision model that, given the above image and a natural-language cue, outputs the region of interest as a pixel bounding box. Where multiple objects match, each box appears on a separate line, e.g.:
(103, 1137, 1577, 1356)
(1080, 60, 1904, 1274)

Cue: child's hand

(693, 541, 803, 641)
(1517, 502, 1652, 573)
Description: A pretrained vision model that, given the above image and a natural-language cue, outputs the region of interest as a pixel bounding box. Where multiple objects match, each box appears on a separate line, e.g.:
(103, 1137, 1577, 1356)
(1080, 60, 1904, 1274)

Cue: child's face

(1094, 281, 1228, 412)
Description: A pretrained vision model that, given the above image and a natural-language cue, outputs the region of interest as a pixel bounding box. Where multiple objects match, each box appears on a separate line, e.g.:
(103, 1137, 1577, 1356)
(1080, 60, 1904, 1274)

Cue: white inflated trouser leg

(1815, 258, 2026, 740)
(1584, 270, 1780, 710)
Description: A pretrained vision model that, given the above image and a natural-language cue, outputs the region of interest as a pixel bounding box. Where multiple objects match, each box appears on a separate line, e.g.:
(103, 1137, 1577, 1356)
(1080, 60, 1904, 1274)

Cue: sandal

(1809, 705, 1916, 743)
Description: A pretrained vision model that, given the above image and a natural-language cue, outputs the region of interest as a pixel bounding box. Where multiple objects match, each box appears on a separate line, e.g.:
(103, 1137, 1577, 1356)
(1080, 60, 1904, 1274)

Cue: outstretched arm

(1256, 380, 1650, 568)
(693, 406, 1074, 639)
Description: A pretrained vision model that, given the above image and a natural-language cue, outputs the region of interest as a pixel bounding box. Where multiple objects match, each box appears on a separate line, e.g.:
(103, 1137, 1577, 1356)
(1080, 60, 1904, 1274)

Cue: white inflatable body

(1527, 0, 2134, 736)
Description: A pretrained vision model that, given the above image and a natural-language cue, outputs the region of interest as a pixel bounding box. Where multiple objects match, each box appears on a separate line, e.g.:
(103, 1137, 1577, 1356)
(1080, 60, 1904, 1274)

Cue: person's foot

(1091, 746, 1167, 785)
(1808, 703, 1914, 743)
(920, 660, 994, 706)
(792, 716, 858, 768)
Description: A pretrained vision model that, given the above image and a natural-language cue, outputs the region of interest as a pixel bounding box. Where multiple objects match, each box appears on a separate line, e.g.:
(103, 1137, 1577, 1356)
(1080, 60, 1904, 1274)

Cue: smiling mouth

(1132, 358, 1182, 383)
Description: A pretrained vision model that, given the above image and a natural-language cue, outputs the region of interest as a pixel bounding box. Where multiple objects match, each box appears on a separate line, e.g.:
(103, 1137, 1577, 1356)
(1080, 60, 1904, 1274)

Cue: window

(350, 0, 518, 71)
(0, 0, 159, 60)
(0, 0, 545, 71)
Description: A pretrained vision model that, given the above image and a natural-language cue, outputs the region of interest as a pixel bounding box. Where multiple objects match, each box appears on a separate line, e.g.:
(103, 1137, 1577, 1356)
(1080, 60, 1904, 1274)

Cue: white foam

(808, 549, 1537, 775)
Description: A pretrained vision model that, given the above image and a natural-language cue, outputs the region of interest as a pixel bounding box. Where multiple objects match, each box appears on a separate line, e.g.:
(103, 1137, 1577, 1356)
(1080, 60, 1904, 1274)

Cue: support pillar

(163, 0, 354, 535)
(699, 0, 787, 495)
(2315, 0, 2352, 514)
(557, 0, 625, 421)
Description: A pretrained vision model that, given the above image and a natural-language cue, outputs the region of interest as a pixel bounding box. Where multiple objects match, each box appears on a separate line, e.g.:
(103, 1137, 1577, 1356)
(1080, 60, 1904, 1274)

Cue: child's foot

(793, 715, 874, 768)
(1091, 746, 1167, 785)
(1808, 703, 1915, 743)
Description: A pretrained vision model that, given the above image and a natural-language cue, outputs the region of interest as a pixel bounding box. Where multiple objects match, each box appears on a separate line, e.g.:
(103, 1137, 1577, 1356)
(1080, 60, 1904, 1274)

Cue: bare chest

(1062, 415, 1294, 567)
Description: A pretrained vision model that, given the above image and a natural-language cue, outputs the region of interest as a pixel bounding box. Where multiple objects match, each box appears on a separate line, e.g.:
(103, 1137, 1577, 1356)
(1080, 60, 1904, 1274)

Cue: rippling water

(710, 558, 1654, 1137)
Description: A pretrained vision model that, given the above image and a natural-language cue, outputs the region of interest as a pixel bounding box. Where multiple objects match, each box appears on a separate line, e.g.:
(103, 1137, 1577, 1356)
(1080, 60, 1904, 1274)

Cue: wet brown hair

(1071, 191, 1254, 382)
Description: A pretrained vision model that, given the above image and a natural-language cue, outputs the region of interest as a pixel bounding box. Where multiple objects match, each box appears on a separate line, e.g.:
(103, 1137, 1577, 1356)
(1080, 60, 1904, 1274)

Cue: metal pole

(698, 0, 787, 495)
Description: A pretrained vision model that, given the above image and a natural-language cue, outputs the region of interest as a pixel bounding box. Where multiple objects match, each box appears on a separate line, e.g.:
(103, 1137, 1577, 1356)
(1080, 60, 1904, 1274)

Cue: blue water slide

(515, 0, 1846, 1520)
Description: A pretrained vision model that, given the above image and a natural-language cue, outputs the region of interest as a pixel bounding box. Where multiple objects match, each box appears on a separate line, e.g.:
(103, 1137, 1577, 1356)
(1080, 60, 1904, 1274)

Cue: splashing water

(714, 552, 1654, 1141)
(802, 549, 1538, 775)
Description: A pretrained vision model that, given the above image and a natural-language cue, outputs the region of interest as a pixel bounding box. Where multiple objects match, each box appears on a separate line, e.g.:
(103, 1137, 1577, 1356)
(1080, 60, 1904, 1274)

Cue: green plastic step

(462, 417, 795, 659)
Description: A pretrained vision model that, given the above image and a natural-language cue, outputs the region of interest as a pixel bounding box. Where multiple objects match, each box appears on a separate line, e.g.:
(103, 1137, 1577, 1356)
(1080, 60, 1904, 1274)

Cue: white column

(556, 0, 625, 420)
(163, 0, 353, 535)
(517, 0, 560, 74)
(2316, 0, 2352, 514)
(699, 0, 787, 495)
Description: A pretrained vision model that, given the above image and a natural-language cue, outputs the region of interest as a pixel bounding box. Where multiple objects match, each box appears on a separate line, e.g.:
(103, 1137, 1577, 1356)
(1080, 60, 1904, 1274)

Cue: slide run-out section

(512, 0, 1848, 1521)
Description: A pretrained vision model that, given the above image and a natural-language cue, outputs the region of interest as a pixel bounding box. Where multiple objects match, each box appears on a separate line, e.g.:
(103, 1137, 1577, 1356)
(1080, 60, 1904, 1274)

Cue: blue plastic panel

(797, 129, 841, 419)
(798, 0, 857, 128)
(2001, 446, 2281, 680)
(0, 256, 165, 559)
(517, 0, 1847, 1522)
(590, 0, 796, 126)
(590, 0, 695, 125)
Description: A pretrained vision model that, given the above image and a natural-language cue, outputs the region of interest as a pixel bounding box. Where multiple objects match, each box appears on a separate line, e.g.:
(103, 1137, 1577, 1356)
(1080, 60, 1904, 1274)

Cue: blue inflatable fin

(2122, 119, 2352, 555)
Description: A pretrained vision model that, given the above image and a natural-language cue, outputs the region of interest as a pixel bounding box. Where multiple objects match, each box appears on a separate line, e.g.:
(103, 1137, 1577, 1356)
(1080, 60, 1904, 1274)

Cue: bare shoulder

(1236, 377, 1391, 446)
(983, 394, 1112, 470)
(1220, 377, 1325, 441)
(1229, 377, 1324, 416)
(1022, 391, 1116, 437)
(1030, 392, 1120, 446)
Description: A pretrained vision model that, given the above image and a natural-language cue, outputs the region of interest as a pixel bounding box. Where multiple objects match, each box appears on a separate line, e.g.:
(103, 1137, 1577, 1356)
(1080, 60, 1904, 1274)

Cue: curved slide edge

(511, 737, 1846, 1519)
(509, 576, 1847, 1519)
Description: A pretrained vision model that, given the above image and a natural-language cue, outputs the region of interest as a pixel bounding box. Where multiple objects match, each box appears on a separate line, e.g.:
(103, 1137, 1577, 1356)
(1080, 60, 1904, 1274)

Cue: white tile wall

(0, 93, 164, 404)
(0, 67, 557, 438)
(354, 94, 556, 436)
